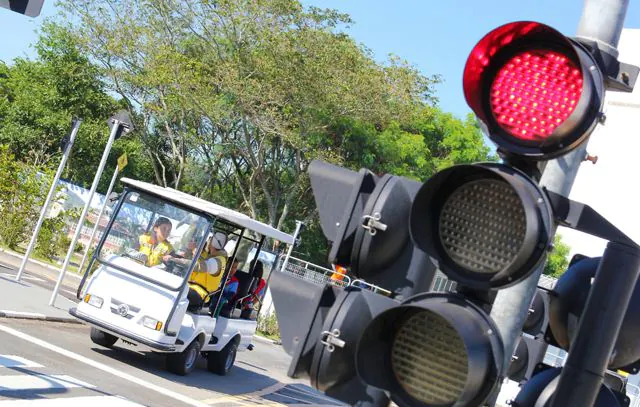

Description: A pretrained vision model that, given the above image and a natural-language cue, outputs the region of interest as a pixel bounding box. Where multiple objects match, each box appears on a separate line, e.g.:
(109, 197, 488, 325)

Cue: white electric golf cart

(69, 178, 293, 376)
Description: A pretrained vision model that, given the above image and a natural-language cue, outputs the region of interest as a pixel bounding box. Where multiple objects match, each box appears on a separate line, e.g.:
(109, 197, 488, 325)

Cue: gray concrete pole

(489, 0, 628, 397)
(15, 119, 83, 282)
(279, 220, 303, 275)
(76, 166, 119, 276)
(49, 120, 121, 307)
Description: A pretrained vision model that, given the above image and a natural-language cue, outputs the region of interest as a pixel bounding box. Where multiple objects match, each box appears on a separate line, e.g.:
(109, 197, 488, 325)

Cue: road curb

(253, 334, 281, 345)
(0, 310, 84, 325)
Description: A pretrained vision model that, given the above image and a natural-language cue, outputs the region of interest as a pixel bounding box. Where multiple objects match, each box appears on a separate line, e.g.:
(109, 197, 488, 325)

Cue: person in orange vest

(185, 232, 229, 311)
(330, 264, 348, 284)
(134, 217, 174, 267)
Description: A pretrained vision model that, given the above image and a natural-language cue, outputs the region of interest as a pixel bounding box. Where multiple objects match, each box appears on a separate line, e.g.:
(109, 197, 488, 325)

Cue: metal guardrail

(279, 256, 391, 295)
(280, 256, 352, 287)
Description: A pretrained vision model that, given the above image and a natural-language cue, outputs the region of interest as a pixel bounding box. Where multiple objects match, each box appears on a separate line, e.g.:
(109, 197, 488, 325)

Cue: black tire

(89, 327, 118, 348)
(167, 339, 201, 376)
(207, 340, 238, 376)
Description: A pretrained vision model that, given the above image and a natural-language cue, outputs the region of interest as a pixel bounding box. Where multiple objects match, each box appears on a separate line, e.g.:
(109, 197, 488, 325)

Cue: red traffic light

(463, 21, 604, 159)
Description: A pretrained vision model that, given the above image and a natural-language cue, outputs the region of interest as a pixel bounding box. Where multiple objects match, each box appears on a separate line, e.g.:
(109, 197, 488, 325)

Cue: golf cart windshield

(96, 190, 209, 290)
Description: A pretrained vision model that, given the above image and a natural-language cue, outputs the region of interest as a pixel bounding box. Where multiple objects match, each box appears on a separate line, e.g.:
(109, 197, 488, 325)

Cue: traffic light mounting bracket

(573, 37, 639, 93)
(544, 189, 638, 250)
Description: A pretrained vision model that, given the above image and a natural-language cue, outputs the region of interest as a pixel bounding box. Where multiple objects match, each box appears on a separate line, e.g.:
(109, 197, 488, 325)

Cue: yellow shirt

(188, 251, 227, 299)
(138, 234, 173, 267)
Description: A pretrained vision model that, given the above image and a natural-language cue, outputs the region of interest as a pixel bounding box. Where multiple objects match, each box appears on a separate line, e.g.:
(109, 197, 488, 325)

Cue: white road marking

(0, 355, 43, 368)
(0, 374, 95, 391)
(0, 395, 146, 406)
(0, 323, 212, 407)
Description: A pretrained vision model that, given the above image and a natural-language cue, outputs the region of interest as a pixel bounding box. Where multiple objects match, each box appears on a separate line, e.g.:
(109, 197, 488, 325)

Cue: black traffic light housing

(0, 0, 44, 17)
(508, 289, 551, 383)
(309, 160, 436, 298)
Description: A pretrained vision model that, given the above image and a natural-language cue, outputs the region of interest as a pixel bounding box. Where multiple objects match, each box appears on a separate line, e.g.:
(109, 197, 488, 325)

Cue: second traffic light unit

(269, 20, 628, 407)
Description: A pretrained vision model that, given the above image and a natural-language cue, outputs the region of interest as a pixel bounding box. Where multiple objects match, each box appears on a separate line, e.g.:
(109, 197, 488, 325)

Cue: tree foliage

(544, 234, 571, 279)
(1, 0, 495, 266)
(0, 23, 154, 191)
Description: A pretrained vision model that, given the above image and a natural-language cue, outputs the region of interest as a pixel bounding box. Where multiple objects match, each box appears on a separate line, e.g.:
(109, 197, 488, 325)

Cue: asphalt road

(0, 318, 343, 407)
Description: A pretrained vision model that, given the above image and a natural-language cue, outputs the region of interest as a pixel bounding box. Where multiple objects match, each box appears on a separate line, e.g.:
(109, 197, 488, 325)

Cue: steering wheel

(162, 258, 185, 276)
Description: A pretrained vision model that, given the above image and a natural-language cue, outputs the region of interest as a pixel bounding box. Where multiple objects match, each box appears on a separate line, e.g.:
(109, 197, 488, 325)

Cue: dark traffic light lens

(391, 310, 469, 404)
(356, 294, 504, 407)
(411, 164, 553, 289)
(490, 50, 583, 141)
(439, 178, 526, 274)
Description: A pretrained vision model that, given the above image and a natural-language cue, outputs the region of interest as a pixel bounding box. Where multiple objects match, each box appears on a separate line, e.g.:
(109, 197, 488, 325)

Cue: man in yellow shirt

(186, 232, 229, 310)
(135, 217, 174, 267)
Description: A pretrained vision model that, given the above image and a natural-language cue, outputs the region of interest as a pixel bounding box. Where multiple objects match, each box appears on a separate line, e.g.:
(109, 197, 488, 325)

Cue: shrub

(257, 311, 280, 340)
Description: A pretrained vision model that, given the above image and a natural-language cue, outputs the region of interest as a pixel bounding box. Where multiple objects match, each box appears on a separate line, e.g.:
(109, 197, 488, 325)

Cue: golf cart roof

(121, 178, 295, 244)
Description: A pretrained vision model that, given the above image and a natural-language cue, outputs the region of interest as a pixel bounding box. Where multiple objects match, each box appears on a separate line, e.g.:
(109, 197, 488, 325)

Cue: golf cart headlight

(142, 316, 163, 331)
(84, 294, 103, 308)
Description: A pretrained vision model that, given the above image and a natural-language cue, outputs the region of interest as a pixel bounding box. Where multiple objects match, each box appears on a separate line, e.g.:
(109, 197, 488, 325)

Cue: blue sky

(2, 0, 640, 118)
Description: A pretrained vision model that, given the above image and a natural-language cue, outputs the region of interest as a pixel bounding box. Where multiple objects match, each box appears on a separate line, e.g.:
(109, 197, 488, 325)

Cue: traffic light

(463, 21, 604, 161)
(513, 367, 628, 407)
(307, 159, 437, 298)
(0, 0, 44, 17)
(548, 255, 640, 373)
(508, 289, 550, 383)
(269, 19, 636, 407)
(271, 159, 437, 406)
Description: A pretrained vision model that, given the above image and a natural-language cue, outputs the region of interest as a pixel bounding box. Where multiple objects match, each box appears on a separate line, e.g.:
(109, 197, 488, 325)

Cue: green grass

(0, 243, 84, 274)
(256, 329, 280, 342)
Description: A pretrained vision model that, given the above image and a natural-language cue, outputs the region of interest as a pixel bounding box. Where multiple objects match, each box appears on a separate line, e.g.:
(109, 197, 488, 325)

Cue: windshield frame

(79, 187, 213, 293)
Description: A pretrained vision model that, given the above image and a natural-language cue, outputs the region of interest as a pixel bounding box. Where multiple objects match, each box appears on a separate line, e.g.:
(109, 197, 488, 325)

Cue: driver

(135, 217, 174, 267)
(186, 232, 229, 310)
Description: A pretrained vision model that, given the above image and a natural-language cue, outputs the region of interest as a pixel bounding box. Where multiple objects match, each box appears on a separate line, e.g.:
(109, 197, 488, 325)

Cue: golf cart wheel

(207, 340, 238, 376)
(89, 327, 118, 348)
(167, 339, 201, 376)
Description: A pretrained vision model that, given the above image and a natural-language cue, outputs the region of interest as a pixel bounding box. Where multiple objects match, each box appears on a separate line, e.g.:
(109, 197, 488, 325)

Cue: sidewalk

(0, 274, 80, 323)
(0, 249, 83, 324)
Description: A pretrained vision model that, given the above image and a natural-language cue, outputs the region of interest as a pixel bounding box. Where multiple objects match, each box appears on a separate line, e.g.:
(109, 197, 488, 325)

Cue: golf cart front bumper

(69, 307, 176, 352)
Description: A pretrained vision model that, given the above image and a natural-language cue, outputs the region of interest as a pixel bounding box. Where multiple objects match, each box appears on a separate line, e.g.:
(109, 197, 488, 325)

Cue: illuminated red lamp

(463, 21, 605, 159)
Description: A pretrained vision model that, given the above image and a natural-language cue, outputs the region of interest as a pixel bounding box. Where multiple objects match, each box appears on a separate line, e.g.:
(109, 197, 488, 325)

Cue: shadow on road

(90, 345, 344, 405)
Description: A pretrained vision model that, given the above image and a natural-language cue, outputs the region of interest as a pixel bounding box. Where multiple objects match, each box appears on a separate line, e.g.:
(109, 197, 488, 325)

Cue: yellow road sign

(117, 153, 128, 171)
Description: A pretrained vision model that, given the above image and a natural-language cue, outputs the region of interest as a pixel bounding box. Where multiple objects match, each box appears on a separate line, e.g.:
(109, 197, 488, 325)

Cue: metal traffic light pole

(488, 0, 629, 399)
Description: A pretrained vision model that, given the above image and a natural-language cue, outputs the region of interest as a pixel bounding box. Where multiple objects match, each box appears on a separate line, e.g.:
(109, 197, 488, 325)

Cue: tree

(545, 234, 571, 278)
(52, 0, 496, 267)
(0, 22, 154, 193)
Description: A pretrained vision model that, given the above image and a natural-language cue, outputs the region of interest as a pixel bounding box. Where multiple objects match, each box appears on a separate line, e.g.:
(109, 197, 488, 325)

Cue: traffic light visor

(463, 21, 604, 159)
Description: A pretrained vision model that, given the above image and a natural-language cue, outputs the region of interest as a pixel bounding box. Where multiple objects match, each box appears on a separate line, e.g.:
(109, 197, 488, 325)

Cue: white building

(559, 29, 640, 259)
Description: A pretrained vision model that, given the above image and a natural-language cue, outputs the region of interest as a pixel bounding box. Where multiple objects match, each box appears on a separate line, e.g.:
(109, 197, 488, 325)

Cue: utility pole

(75, 166, 120, 276)
(49, 112, 133, 306)
(488, 0, 630, 398)
(260, 220, 304, 318)
(16, 119, 82, 282)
